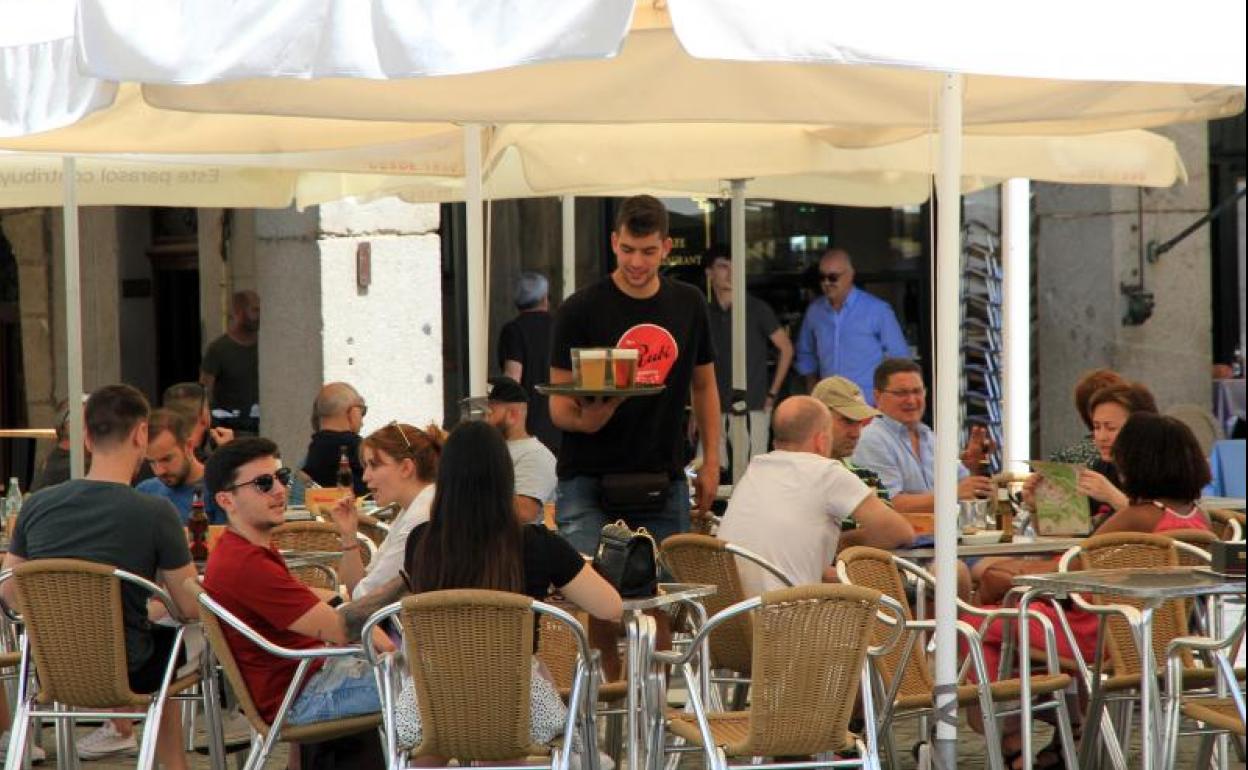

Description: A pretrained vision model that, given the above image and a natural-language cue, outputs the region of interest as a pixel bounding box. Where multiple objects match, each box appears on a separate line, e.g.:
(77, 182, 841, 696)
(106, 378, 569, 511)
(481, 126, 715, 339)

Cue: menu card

(1028, 461, 1091, 536)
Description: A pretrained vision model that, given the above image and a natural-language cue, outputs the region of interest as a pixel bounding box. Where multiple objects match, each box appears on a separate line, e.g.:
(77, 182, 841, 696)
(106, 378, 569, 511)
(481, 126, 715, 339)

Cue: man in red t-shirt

(203, 437, 394, 726)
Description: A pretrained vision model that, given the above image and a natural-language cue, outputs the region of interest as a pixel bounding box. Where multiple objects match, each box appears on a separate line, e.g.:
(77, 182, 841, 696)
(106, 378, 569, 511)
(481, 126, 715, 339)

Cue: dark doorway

(0, 230, 31, 486)
(147, 208, 202, 395)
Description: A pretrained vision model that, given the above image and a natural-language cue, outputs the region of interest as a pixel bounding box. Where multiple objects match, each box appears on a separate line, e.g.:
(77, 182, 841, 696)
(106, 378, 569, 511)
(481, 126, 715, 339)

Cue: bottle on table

(188, 488, 210, 562)
(994, 481, 1014, 543)
(336, 447, 353, 491)
(3, 477, 23, 536)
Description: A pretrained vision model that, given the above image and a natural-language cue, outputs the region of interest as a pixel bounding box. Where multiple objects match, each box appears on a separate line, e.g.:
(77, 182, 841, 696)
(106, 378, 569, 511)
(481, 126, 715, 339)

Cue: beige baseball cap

(811, 376, 882, 421)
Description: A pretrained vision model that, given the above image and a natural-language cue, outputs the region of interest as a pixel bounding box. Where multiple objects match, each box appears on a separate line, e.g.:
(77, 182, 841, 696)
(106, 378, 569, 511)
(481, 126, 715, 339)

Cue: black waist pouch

(599, 472, 670, 514)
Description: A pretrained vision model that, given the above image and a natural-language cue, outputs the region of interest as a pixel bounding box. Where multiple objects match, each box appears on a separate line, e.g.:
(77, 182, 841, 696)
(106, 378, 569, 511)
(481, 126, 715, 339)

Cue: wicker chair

(361, 589, 593, 770)
(660, 534, 795, 708)
(271, 521, 343, 590)
(1206, 508, 1245, 542)
(0, 560, 217, 770)
(187, 580, 381, 770)
(1052, 532, 1246, 769)
(537, 609, 628, 763)
(1161, 615, 1246, 769)
(836, 547, 1076, 770)
(649, 584, 899, 770)
(357, 514, 390, 549)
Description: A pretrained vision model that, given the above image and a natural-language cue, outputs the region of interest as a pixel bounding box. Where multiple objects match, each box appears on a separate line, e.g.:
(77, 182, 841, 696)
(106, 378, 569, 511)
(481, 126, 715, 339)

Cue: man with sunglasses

(302, 382, 369, 494)
(163, 381, 234, 460)
(2, 384, 200, 766)
(203, 438, 392, 734)
(794, 249, 911, 404)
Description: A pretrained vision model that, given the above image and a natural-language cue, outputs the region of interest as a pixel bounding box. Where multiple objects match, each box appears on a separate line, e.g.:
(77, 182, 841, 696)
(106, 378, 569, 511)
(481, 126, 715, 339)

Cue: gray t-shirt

(11, 479, 193, 672)
(201, 334, 259, 417)
(508, 437, 557, 504)
(708, 294, 781, 410)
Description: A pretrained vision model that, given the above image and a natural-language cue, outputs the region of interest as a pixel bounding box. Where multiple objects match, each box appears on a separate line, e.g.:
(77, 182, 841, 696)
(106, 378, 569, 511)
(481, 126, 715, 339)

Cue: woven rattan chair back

(536, 607, 585, 694)
(12, 559, 148, 708)
(1079, 532, 1192, 674)
(1206, 508, 1245, 542)
(1167, 528, 1219, 565)
(185, 581, 271, 736)
(272, 521, 342, 590)
(836, 547, 932, 702)
(734, 584, 880, 757)
(661, 534, 754, 674)
(400, 589, 542, 761)
(357, 515, 388, 549)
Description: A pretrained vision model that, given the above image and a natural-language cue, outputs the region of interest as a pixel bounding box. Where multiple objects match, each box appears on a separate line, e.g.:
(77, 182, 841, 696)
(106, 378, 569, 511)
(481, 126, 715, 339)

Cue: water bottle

(3, 477, 23, 532)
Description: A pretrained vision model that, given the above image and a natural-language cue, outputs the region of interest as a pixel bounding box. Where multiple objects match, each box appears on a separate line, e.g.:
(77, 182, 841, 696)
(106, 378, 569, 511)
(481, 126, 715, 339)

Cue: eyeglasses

(880, 387, 927, 399)
(387, 420, 413, 453)
(225, 466, 293, 494)
(353, 402, 369, 417)
(819, 271, 844, 284)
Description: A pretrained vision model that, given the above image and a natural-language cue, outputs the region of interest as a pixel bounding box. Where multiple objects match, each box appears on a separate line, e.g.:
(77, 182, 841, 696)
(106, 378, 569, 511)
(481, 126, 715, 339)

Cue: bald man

(201, 290, 261, 432)
(717, 396, 914, 597)
(301, 382, 369, 494)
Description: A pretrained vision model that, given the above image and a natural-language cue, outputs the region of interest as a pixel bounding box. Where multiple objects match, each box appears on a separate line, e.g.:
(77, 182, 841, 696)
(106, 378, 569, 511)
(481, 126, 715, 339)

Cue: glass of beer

(610, 348, 639, 389)
(573, 348, 608, 389)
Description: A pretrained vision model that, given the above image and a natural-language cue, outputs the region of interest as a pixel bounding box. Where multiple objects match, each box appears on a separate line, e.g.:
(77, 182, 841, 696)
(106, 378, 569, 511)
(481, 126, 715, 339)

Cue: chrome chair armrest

(198, 591, 363, 660)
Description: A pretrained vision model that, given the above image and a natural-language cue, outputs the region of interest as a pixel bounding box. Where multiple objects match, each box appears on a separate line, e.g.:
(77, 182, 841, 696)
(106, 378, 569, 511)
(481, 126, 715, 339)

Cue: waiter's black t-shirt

(497, 310, 560, 453)
(550, 276, 715, 479)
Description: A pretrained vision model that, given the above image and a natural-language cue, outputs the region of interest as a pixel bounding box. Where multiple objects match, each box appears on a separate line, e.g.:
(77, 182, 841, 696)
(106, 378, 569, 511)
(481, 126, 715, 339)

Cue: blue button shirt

(794, 287, 910, 404)
(851, 414, 968, 498)
(135, 478, 227, 524)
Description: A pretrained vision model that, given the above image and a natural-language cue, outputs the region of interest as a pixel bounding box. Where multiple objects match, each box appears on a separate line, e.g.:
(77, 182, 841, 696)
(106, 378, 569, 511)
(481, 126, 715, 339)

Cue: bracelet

(341, 541, 361, 552)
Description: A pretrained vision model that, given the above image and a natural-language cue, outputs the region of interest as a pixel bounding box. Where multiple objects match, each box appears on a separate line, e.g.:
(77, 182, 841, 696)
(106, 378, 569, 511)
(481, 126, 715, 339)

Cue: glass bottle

(188, 488, 210, 562)
(336, 447, 353, 490)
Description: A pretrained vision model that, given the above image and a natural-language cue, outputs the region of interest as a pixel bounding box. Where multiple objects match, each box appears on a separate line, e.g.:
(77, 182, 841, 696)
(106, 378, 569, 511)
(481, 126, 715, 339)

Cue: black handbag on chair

(592, 519, 659, 598)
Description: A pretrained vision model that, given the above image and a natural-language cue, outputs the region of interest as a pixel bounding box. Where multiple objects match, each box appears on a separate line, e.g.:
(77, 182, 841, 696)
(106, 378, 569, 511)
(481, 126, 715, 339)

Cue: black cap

(486, 376, 529, 404)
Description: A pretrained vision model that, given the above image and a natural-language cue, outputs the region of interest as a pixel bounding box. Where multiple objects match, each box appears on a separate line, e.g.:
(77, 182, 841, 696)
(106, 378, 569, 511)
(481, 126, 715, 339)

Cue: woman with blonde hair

(330, 421, 446, 599)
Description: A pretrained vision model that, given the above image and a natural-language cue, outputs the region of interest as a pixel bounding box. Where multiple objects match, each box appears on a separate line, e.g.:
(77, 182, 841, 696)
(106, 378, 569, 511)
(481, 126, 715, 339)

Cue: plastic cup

(611, 348, 639, 388)
(576, 348, 608, 389)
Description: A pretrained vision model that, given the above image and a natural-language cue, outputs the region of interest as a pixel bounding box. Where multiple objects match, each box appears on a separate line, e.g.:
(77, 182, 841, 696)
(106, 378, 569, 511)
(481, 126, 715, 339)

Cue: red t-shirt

(203, 530, 325, 723)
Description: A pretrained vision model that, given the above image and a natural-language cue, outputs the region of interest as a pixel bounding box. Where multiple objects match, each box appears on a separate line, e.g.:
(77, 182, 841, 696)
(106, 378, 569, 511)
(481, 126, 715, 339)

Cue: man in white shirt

(717, 395, 914, 597)
(486, 377, 558, 524)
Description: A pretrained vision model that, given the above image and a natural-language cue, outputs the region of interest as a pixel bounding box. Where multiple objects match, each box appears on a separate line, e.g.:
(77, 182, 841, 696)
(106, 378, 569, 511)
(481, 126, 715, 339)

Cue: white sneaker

(0, 731, 47, 764)
(75, 722, 138, 759)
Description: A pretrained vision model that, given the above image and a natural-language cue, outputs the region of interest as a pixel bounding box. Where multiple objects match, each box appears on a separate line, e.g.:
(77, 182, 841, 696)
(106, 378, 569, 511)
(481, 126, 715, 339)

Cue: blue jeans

(286, 656, 380, 726)
(555, 475, 691, 556)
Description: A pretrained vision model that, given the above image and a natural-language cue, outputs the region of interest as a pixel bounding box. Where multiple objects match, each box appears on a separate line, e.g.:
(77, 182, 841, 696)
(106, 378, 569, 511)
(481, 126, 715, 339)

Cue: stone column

(198, 208, 227, 346)
(254, 198, 443, 464)
(1034, 123, 1212, 455)
(49, 207, 122, 393)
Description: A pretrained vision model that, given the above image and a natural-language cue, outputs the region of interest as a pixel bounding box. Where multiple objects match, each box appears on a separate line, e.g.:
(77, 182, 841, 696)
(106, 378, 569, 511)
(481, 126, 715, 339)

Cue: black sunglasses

(226, 466, 293, 494)
(819, 271, 844, 284)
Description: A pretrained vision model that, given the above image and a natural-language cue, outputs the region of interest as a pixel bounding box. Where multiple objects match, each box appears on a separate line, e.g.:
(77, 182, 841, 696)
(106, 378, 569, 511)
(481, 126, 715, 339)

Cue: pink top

(1148, 501, 1212, 534)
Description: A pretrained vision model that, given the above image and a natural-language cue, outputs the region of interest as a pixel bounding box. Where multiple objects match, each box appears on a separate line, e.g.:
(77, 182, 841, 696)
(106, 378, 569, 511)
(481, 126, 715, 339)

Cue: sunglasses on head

(819, 271, 844, 284)
(225, 466, 293, 494)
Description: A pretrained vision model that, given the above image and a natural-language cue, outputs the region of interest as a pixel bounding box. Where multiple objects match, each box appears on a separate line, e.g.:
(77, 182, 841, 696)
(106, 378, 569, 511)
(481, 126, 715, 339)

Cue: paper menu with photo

(1028, 461, 1091, 536)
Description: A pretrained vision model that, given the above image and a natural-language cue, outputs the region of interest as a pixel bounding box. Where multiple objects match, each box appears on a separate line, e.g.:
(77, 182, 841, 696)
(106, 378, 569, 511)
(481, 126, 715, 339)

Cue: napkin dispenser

(1210, 540, 1245, 576)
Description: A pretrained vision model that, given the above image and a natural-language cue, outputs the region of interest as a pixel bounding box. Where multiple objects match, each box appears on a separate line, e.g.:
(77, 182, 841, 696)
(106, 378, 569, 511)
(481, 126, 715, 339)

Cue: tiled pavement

(19, 713, 1219, 769)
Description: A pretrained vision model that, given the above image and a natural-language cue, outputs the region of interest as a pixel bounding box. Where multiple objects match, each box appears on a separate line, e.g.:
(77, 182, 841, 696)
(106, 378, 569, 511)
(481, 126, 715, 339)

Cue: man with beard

(136, 408, 226, 523)
(201, 290, 260, 434)
(484, 376, 557, 524)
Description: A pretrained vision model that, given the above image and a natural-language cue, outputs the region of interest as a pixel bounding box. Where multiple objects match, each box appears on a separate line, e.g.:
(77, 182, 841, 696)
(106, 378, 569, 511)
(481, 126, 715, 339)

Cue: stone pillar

(1034, 123, 1212, 456)
(49, 207, 122, 393)
(254, 198, 443, 464)
(198, 208, 227, 346)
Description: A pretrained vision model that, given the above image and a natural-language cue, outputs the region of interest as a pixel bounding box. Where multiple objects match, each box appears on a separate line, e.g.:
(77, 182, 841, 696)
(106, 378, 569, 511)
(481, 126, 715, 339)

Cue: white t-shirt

(351, 484, 434, 599)
(508, 436, 557, 504)
(717, 450, 872, 598)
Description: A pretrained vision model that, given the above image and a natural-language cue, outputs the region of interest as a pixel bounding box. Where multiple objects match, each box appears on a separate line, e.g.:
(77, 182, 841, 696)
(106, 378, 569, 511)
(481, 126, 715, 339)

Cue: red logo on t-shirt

(617, 324, 679, 385)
